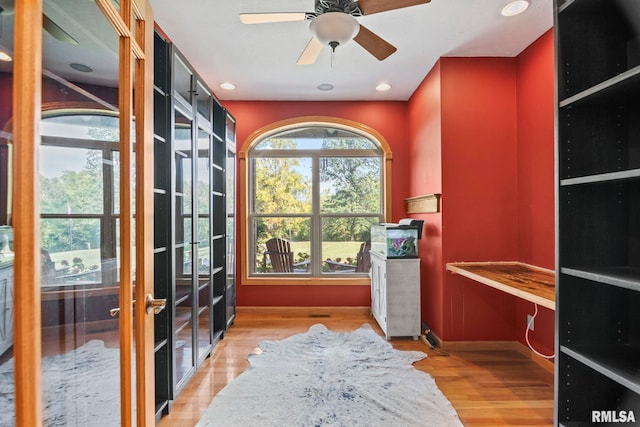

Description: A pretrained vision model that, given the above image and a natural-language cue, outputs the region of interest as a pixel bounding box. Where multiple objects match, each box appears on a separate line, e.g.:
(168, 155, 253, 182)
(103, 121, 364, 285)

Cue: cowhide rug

(197, 323, 463, 427)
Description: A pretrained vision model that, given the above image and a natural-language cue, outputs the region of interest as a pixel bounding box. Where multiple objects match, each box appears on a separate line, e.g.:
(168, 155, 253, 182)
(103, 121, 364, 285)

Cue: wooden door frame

(11, 0, 155, 425)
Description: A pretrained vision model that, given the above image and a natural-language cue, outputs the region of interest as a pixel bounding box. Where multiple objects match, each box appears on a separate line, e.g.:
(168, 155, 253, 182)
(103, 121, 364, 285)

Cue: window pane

(254, 217, 310, 273)
(40, 146, 104, 215)
(321, 216, 377, 274)
(254, 127, 377, 150)
(252, 157, 311, 214)
(320, 157, 381, 214)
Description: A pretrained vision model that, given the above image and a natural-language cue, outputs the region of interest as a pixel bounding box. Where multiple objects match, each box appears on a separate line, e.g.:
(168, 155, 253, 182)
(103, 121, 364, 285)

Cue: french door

(7, 0, 156, 425)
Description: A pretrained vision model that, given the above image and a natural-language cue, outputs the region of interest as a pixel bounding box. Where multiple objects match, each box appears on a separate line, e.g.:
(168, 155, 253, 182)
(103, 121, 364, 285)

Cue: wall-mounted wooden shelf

(446, 261, 555, 310)
(405, 193, 441, 214)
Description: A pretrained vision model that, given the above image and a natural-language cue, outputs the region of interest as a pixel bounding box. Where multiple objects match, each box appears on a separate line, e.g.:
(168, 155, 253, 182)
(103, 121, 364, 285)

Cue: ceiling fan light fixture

(376, 83, 391, 92)
(310, 12, 359, 51)
(0, 51, 11, 62)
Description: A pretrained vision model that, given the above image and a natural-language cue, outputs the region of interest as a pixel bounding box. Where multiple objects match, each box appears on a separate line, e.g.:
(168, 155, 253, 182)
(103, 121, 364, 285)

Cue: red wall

(407, 30, 555, 346)
(441, 57, 520, 341)
(407, 62, 445, 335)
(220, 101, 410, 307)
(514, 30, 555, 356)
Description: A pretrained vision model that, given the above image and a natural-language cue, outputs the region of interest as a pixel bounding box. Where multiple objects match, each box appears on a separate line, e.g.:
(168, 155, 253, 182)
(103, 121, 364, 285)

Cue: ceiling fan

(239, 0, 431, 64)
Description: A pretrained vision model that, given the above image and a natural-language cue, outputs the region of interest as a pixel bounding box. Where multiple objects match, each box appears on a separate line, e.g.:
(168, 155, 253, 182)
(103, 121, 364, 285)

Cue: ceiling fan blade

(353, 25, 397, 61)
(239, 12, 307, 24)
(43, 13, 78, 45)
(358, 0, 430, 15)
(297, 37, 323, 65)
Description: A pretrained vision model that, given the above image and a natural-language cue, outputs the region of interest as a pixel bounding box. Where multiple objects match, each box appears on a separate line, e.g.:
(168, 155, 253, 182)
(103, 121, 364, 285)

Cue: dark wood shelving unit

(554, 0, 640, 424)
(153, 29, 236, 420)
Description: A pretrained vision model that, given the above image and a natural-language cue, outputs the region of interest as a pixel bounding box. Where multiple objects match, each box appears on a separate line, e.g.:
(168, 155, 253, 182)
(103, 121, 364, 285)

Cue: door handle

(145, 294, 167, 315)
(110, 299, 136, 318)
(109, 295, 166, 317)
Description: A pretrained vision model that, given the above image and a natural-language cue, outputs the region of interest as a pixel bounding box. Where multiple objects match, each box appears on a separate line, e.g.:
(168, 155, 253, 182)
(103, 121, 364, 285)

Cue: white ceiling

(149, 0, 553, 102)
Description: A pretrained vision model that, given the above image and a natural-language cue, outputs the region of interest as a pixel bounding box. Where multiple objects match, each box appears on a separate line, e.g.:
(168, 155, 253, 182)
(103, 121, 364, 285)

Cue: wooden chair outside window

(262, 238, 295, 272)
(355, 240, 371, 272)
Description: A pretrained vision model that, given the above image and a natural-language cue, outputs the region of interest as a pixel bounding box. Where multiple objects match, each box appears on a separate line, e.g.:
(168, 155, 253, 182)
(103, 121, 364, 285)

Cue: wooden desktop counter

(445, 262, 555, 310)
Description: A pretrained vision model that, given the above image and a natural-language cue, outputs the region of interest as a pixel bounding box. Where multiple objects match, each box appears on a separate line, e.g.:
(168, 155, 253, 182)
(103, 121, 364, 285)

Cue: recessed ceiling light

(220, 82, 236, 90)
(0, 51, 12, 62)
(501, 0, 529, 16)
(70, 62, 93, 72)
(376, 83, 391, 92)
(317, 83, 334, 91)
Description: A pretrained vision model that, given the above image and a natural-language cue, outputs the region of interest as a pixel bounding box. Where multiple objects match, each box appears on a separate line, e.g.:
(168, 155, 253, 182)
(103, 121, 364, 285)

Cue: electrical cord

(525, 303, 555, 359)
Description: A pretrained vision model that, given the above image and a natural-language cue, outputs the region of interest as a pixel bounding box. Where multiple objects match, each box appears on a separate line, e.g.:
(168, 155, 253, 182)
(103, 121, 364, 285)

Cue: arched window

(242, 117, 391, 282)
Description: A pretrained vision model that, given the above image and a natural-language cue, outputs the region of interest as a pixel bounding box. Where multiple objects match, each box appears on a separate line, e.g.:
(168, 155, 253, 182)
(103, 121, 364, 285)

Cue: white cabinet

(0, 263, 13, 356)
(370, 251, 420, 340)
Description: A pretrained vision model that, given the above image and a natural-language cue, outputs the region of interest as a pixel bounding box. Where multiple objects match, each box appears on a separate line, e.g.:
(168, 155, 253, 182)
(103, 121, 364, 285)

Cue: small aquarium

(371, 224, 419, 258)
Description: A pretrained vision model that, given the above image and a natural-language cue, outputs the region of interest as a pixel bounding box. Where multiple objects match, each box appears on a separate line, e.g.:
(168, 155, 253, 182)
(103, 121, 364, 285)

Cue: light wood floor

(158, 307, 555, 427)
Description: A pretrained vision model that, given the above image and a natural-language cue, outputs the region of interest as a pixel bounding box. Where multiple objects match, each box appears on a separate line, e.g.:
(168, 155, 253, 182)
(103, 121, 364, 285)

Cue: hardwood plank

(158, 307, 554, 427)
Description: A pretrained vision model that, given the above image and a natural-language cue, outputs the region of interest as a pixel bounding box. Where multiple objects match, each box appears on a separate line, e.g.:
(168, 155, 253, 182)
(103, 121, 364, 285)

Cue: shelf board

(197, 281, 210, 292)
(446, 261, 555, 310)
(561, 266, 640, 292)
(561, 345, 640, 395)
(153, 188, 167, 195)
(197, 305, 209, 317)
(212, 329, 224, 344)
(154, 338, 168, 353)
(560, 169, 640, 186)
(559, 64, 640, 108)
(175, 286, 191, 305)
(153, 85, 167, 96)
(154, 247, 167, 254)
(174, 307, 192, 334)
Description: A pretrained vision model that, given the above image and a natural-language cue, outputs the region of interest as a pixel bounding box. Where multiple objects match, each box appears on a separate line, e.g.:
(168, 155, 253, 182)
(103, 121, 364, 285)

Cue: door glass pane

(226, 147, 235, 321)
(0, 1, 14, 423)
(196, 128, 211, 359)
(173, 56, 192, 105)
(195, 82, 211, 121)
(39, 0, 122, 424)
(40, 146, 105, 215)
(175, 109, 193, 274)
(0, 227, 14, 425)
(174, 109, 194, 384)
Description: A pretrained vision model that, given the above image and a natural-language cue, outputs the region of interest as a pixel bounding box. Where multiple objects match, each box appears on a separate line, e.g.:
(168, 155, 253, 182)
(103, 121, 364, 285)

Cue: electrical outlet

(527, 314, 535, 331)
